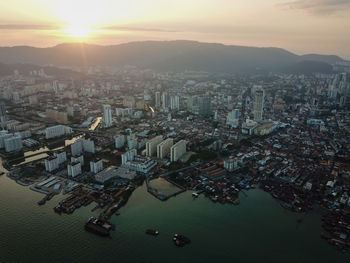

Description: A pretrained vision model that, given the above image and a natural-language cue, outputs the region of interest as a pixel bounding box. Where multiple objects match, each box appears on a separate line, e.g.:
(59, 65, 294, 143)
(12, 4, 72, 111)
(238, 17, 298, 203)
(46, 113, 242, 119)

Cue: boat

(145, 229, 159, 236)
(54, 205, 62, 214)
(37, 199, 46, 206)
(232, 199, 240, 205)
(192, 192, 199, 198)
(85, 217, 114, 237)
(173, 234, 191, 247)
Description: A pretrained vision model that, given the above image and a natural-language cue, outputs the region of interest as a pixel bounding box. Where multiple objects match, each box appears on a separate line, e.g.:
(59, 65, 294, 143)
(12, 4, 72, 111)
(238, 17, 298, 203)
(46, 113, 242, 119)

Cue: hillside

(0, 40, 345, 73)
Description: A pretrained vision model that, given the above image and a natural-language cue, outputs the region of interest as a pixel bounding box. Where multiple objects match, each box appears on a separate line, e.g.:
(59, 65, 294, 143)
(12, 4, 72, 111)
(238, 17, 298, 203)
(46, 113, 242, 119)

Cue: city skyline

(0, 0, 349, 59)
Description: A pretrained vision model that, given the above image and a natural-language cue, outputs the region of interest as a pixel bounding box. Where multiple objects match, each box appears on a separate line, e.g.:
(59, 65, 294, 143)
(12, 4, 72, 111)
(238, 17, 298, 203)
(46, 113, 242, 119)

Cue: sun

(57, 0, 106, 39)
(65, 23, 92, 38)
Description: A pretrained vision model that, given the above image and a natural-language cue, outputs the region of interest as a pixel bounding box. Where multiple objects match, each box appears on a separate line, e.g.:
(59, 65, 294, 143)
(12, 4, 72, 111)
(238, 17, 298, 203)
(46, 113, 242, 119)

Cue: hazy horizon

(0, 0, 349, 59)
(0, 40, 348, 61)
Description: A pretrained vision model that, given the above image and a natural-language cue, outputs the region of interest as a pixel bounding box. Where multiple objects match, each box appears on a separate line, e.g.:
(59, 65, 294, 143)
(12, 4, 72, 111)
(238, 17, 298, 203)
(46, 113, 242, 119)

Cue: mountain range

(0, 40, 346, 74)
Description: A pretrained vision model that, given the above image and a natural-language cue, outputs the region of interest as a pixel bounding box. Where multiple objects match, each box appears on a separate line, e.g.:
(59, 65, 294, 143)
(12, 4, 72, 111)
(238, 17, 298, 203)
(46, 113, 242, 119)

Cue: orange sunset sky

(0, 0, 349, 58)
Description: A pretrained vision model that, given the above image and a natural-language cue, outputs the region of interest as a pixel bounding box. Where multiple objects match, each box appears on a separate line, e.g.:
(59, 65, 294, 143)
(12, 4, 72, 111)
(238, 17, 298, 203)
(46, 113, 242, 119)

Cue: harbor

(1, 174, 350, 263)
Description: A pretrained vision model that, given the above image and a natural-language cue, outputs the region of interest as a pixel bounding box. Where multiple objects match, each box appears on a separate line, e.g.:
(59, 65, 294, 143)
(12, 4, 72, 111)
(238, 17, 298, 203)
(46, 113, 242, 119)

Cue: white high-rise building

(0, 133, 12, 149)
(67, 162, 82, 177)
(54, 151, 67, 164)
(4, 135, 22, 152)
(71, 140, 83, 156)
(226, 109, 240, 128)
(71, 155, 84, 166)
(170, 140, 187, 162)
(71, 138, 95, 155)
(115, 135, 125, 149)
(157, 138, 173, 159)
(45, 157, 59, 172)
(174, 95, 180, 111)
(90, 159, 103, 174)
(161, 92, 168, 110)
(103, 104, 113, 128)
(253, 87, 264, 122)
(170, 95, 180, 111)
(45, 125, 72, 139)
(155, 91, 161, 108)
(127, 133, 138, 150)
(146, 135, 163, 157)
(82, 139, 95, 153)
(121, 149, 137, 165)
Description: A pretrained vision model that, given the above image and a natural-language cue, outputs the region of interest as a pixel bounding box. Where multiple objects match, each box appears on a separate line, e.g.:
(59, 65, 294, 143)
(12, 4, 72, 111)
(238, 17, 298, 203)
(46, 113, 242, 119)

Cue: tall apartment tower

(146, 135, 163, 157)
(198, 96, 211, 117)
(253, 87, 264, 122)
(170, 140, 187, 162)
(0, 103, 7, 129)
(102, 104, 113, 128)
(161, 92, 169, 110)
(157, 138, 173, 159)
(155, 91, 161, 108)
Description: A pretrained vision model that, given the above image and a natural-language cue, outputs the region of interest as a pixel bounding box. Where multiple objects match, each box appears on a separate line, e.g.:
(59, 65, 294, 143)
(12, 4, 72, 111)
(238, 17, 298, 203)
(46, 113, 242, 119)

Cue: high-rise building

(45, 157, 59, 172)
(213, 110, 218, 121)
(45, 125, 72, 139)
(146, 135, 163, 157)
(71, 155, 84, 166)
(253, 87, 264, 122)
(67, 162, 82, 177)
(102, 104, 113, 128)
(162, 92, 168, 110)
(71, 139, 95, 155)
(170, 95, 180, 111)
(115, 135, 125, 149)
(175, 95, 180, 111)
(0, 103, 7, 128)
(157, 138, 173, 159)
(82, 139, 95, 154)
(127, 133, 138, 150)
(121, 149, 137, 165)
(155, 91, 161, 108)
(54, 151, 67, 164)
(226, 109, 240, 128)
(0, 133, 12, 148)
(90, 159, 104, 174)
(4, 135, 23, 152)
(170, 140, 187, 162)
(71, 140, 83, 156)
(198, 96, 211, 117)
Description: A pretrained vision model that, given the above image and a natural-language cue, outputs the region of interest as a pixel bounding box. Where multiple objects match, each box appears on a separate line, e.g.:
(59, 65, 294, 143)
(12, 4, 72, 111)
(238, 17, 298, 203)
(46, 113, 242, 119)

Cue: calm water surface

(0, 163, 349, 263)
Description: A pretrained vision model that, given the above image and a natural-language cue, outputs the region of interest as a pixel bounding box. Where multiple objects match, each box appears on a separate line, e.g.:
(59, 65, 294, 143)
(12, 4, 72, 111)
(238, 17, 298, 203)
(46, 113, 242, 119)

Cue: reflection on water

(14, 135, 83, 166)
(17, 117, 101, 166)
(89, 117, 102, 131)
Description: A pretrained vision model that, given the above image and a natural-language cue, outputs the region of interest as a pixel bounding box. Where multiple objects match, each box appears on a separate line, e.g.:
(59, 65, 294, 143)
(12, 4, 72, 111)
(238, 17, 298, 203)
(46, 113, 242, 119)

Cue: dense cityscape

(1, 1, 350, 262)
(0, 63, 349, 253)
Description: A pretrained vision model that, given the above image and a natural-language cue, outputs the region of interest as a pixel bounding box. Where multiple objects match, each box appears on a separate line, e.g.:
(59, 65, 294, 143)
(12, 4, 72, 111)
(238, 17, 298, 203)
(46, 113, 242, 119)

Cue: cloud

(102, 26, 179, 33)
(0, 24, 58, 30)
(280, 0, 350, 15)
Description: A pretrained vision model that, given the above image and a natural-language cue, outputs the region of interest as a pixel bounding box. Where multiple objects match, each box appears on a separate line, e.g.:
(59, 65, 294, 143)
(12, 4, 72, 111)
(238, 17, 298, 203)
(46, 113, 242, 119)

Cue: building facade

(170, 140, 187, 162)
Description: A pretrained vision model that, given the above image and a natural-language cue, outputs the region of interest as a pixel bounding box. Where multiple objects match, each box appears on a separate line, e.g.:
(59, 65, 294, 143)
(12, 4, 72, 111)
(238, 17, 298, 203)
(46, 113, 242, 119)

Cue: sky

(0, 0, 349, 59)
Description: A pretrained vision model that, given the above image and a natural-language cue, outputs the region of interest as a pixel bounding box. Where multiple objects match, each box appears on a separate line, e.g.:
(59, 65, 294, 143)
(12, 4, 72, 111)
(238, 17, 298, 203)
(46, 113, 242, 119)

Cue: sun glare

(65, 23, 92, 38)
(58, 0, 106, 39)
